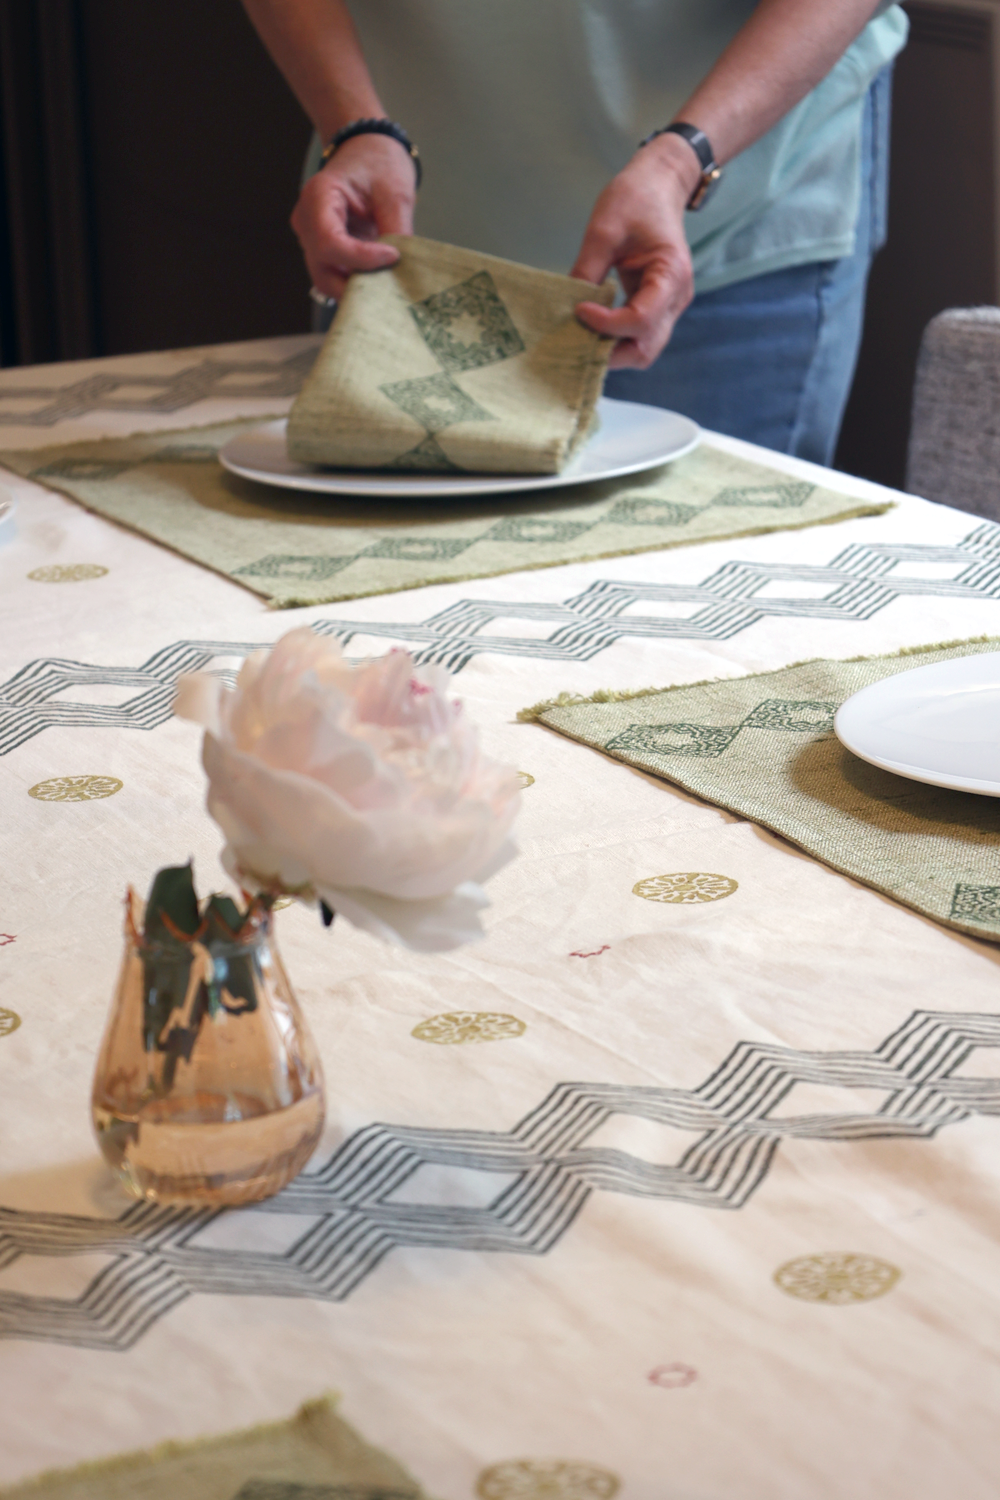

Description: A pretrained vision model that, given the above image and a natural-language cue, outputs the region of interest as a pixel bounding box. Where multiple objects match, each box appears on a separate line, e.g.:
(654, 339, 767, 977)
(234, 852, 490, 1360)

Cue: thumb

(348, 240, 401, 270)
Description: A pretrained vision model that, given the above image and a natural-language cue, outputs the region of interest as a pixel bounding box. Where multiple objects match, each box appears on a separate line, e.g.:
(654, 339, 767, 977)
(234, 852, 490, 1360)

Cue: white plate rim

(0, 495, 16, 544)
(833, 652, 1000, 797)
(218, 396, 701, 499)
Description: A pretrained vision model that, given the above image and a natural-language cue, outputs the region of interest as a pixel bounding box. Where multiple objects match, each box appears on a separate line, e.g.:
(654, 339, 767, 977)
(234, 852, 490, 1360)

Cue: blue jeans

(605, 68, 891, 467)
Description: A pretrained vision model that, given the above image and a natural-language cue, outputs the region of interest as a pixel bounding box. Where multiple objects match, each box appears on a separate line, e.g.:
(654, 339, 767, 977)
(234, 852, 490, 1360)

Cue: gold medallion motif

(774, 1252, 901, 1305)
(27, 563, 108, 583)
(632, 872, 738, 904)
(476, 1460, 620, 1500)
(411, 1012, 526, 1045)
(28, 775, 123, 802)
(0, 1008, 22, 1038)
(516, 771, 535, 789)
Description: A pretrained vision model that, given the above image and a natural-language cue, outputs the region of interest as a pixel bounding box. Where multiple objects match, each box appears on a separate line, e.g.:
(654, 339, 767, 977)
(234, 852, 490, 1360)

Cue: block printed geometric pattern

(711, 481, 814, 508)
(772, 1252, 901, 1305)
(379, 372, 494, 433)
(379, 270, 523, 469)
(234, 1486, 412, 1500)
(476, 1461, 619, 1499)
(1, 1010, 997, 1350)
(408, 270, 525, 373)
(950, 883, 1000, 925)
(230, 478, 823, 588)
(606, 698, 837, 759)
(385, 434, 461, 472)
(0, 347, 316, 428)
(5, 523, 1000, 762)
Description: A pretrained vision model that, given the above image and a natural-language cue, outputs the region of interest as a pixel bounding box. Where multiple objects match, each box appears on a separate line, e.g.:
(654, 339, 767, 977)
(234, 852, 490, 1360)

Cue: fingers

(292, 159, 413, 299)
(370, 180, 415, 238)
(577, 251, 693, 369)
(570, 233, 615, 290)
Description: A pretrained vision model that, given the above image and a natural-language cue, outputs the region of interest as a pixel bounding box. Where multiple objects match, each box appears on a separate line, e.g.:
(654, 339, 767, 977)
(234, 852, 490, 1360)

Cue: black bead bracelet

(320, 117, 422, 189)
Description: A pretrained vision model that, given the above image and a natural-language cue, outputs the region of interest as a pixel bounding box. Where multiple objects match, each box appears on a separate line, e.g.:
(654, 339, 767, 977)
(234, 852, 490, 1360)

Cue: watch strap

(638, 121, 722, 211)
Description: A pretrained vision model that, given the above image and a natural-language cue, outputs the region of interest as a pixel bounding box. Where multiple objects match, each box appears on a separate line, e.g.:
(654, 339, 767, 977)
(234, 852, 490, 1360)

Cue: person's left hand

(572, 132, 703, 370)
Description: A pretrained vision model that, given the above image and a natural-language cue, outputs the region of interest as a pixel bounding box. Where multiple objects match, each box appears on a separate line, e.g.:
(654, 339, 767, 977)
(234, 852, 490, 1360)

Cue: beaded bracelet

(320, 117, 422, 189)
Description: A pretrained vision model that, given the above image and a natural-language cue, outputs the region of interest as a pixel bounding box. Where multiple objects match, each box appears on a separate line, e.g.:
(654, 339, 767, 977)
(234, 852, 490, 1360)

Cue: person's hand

(291, 132, 417, 300)
(571, 133, 702, 370)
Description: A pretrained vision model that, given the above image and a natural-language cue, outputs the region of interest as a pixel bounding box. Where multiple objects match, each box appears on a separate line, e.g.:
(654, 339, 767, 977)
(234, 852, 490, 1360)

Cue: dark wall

(835, 3, 997, 487)
(0, 0, 312, 365)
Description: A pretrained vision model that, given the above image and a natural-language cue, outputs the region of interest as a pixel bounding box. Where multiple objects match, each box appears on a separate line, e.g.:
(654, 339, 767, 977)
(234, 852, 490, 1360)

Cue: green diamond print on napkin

(286, 235, 614, 473)
(233, 554, 356, 581)
(232, 1485, 413, 1500)
(950, 882, 1000, 924)
(32, 457, 131, 482)
(524, 638, 1000, 942)
(487, 516, 592, 544)
(606, 723, 742, 757)
(710, 481, 815, 508)
(142, 442, 217, 464)
(742, 699, 837, 731)
(379, 372, 494, 432)
(604, 700, 836, 759)
(606, 496, 700, 526)
(410, 269, 526, 372)
(364, 536, 474, 562)
(387, 434, 463, 470)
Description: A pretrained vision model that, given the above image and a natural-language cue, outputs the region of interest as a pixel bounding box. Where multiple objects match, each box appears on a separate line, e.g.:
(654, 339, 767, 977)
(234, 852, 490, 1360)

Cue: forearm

(677, 0, 886, 163)
(241, 0, 383, 139)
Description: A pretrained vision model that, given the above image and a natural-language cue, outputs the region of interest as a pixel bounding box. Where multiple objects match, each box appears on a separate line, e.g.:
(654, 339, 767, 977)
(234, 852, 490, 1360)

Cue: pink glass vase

(92, 889, 325, 1206)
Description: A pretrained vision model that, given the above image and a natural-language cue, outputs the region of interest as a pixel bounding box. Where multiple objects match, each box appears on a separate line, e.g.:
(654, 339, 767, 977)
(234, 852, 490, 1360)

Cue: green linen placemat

(0, 422, 890, 608)
(0, 1394, 427, 1499)
(521, 638, 1000, 942)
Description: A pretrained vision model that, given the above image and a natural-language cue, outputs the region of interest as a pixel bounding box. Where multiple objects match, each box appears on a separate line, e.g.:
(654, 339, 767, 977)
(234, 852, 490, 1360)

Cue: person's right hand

(291, 132, 417, 300)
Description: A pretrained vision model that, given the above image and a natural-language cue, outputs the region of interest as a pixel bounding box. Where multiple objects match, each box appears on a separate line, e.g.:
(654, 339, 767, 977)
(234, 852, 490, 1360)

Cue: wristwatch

(638, 121, 722, 211)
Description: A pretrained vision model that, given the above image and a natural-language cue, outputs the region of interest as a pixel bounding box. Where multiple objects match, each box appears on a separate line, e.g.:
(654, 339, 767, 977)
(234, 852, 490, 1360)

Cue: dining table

(2, 332, 1000, 1500)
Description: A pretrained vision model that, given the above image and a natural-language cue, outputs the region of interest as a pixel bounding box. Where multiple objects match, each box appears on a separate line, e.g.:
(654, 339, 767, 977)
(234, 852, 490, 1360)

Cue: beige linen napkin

(287, 235, 615, 474)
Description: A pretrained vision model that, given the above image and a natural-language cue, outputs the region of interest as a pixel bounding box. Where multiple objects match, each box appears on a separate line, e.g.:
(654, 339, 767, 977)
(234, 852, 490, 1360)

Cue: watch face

(688, 166, 723, 212)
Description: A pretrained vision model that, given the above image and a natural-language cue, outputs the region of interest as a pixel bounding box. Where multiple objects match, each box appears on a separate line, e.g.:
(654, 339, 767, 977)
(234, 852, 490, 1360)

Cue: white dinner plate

(218, 396, 700, 499)
(0, 490, 15, 546)
(834, 652, 1000, 796)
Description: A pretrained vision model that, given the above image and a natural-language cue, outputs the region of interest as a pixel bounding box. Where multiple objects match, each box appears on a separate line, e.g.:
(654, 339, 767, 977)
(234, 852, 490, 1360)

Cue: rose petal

(315, 881, 491, 951)
(203, 733, 518, 901)
(186, 630, 519, 950)
(174, 674, 223, 737)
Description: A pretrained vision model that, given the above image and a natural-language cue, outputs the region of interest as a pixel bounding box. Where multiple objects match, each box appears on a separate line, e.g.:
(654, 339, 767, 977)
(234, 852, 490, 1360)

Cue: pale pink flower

(174, 629, 520, 950)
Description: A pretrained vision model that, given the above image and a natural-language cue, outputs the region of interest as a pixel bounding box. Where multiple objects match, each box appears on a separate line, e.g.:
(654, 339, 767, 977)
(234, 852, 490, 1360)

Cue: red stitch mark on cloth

(570, 945, 609, 958)
(648, 1363, 698, 1388)
(0, 934, 15, 947)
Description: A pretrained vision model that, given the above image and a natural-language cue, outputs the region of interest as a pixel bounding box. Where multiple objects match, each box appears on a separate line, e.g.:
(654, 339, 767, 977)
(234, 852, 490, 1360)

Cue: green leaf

(203, 891, 258, 1014)
(141, 950, 193, 1052)
(143, 863, 200, 944)
(141, 864, 199, 1052)
(202, 892, 244, 939)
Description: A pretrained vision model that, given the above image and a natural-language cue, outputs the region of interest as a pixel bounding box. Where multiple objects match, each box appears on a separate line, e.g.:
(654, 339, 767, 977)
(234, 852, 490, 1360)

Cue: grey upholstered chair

(907, 307, 1000, 519)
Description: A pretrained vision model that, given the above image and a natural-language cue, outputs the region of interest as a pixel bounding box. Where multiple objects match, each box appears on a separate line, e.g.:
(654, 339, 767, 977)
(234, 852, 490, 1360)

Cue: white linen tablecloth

(2, 339, 1000, 1500)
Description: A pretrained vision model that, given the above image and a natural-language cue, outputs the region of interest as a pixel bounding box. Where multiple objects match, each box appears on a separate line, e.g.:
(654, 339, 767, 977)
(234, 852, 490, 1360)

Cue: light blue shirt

(332, 2, 908, 292)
